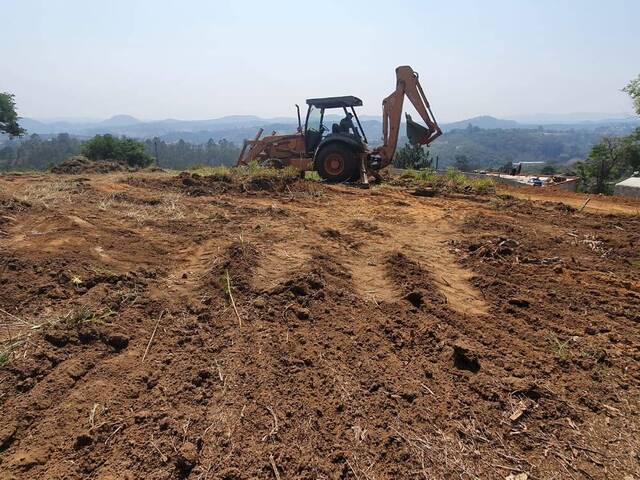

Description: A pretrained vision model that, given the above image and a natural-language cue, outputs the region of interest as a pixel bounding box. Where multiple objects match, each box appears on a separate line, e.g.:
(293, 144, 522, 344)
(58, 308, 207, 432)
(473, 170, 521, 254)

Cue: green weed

(304, 170, 322, 181)
(187, 161, 299, 180)
(64, 306, 116, 327)
(189, 165, 233, 176)
(396, 167, 495, 194)
(548, 334, 570, 360)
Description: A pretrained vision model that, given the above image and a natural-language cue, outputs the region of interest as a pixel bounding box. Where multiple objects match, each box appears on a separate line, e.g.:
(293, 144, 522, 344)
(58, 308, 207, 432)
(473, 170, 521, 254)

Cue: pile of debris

(51, 156, 128, 175)
(167, 171, 301, 196)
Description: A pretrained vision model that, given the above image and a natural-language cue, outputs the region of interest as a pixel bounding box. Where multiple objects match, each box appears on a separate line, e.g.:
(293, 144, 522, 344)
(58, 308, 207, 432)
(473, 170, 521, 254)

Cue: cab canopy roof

(306, 96, 363, 108)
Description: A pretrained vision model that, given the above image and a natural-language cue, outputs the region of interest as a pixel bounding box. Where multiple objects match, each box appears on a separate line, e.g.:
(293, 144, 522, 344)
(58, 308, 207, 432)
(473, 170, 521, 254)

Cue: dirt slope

(0, 172, 638, 479)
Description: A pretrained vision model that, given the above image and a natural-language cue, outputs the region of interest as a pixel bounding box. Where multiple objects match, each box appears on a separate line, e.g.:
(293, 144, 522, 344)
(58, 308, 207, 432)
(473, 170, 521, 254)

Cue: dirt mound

(0, 193, 31, 235)
(180, 171, 300, 196)
(0, 193, 30, 212)
(130, 171, 302, 197)
(386, 251, 448, 309)
(51, 156, 127, 175)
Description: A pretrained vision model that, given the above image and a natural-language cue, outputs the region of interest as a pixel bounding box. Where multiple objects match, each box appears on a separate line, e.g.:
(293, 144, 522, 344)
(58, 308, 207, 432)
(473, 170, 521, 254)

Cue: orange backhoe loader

(236, 66, 442, 185)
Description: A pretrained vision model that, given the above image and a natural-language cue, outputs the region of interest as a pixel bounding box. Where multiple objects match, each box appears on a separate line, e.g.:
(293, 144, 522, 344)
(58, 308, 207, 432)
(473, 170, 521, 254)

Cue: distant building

(513, 162, 545, 175)
(614, 175, 640, 199)
(485, 172, 580, 191)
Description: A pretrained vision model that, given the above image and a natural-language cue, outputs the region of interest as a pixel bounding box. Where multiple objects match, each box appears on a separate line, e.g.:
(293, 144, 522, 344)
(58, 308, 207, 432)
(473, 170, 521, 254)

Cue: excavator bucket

(406, 113, 434, 145)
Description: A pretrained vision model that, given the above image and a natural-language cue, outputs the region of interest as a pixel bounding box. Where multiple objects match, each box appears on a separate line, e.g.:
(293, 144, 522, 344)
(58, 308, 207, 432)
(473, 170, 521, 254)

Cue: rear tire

(316, 144, 357, 183)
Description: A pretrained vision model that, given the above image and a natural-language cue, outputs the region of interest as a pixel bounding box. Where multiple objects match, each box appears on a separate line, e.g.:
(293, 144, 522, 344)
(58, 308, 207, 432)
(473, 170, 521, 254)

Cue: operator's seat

(332, 123, 341, 134)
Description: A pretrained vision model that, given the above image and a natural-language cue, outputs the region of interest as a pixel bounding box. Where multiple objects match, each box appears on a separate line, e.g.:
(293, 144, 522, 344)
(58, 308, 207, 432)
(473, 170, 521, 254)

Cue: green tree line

(426, 125, 620, 170)
(0, 134, 240, 171)
(143, 137, 239, 169)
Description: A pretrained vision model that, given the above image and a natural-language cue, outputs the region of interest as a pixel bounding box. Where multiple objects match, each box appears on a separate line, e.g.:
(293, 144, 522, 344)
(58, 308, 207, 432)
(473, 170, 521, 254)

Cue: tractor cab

(301, 96, 368, 154)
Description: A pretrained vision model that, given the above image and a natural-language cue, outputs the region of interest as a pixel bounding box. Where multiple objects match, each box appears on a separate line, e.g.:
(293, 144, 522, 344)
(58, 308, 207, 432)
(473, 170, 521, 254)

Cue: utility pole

(435, 155, 439, 171)
(154, 138, 160, 168)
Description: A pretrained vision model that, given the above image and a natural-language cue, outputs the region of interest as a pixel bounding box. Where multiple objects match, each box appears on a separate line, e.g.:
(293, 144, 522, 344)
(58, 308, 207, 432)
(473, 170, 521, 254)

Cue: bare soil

(0, 172, 638, 479)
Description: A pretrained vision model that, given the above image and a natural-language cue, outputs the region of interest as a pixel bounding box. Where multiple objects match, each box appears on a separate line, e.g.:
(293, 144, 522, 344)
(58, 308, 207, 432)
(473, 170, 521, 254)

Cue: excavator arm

(373, 66, 442, 169)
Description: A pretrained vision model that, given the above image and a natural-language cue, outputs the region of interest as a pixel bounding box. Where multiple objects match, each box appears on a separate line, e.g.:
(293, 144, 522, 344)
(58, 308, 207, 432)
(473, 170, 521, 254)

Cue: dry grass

(15, 179, 80, 208)
(0, 306, 114, 366)
(98, 192, 186, 224)
(0, 307, 51, 365)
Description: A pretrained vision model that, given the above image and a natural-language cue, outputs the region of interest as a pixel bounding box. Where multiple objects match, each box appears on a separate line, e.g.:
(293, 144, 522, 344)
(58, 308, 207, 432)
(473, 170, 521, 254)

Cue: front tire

(316, 144, 357, 183)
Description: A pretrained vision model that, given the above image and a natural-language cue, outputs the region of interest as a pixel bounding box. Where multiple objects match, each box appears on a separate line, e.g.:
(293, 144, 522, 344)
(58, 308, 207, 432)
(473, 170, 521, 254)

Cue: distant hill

(3, 112, 639, 173)
(442, 116, 521, 131)
(21, 115, 640, 141)
(99, 115, 141, 127)
(508, 112, 637, 124)
(10, 113, 639, 145)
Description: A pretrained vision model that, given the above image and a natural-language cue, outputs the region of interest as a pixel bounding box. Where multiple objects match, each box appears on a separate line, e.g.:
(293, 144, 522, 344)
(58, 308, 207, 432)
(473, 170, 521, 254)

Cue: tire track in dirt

(302, 187, 489, 315)
(161, 238, 230, 300)
(252, 243, 312, 292)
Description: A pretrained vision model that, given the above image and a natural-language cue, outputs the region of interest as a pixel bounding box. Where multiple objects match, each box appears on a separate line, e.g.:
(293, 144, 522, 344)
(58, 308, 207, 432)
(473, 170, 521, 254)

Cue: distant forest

(0, 134, 240, 171)
(428, 125, 609, 170)
(0, 123, 636, 173)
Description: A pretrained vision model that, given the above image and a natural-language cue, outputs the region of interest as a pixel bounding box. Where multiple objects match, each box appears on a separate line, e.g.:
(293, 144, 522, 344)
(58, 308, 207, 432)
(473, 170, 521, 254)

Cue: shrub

(81, 134, 154, 168)
(393, 143, 432, 169)
(395, 167, 495, 194)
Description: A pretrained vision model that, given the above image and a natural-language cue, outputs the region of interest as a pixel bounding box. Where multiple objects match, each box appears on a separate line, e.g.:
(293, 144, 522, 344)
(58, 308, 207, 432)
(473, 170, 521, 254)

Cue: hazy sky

(3, 0, 639, 122)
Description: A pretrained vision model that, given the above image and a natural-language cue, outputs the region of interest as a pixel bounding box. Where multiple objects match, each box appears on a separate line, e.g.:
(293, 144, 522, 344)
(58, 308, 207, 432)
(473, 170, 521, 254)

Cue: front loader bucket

(236, 128, 264, 166)
(406, 113, 434, 145)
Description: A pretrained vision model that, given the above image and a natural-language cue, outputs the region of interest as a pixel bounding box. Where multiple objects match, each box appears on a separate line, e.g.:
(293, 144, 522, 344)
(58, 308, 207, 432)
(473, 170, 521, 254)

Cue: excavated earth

(0, 171, 638, 479)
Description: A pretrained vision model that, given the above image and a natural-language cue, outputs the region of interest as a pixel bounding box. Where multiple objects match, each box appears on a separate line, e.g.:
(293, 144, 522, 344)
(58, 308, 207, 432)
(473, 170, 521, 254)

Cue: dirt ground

(0, 171, 638, 479)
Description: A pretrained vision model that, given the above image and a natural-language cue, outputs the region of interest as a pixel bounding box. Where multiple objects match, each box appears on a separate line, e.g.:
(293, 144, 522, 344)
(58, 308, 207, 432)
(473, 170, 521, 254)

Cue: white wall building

(614, 176, 640, 199)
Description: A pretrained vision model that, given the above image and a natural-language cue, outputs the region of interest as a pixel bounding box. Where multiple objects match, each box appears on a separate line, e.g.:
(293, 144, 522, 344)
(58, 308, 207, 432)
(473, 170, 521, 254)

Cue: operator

(338, 112, 355, 135)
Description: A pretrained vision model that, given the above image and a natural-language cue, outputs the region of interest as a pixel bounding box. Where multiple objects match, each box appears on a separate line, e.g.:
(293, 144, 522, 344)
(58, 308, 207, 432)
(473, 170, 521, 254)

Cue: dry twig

(141, 311, 164, 363)
(577, 197, 591, 213)
(105, 425, 122, 445)
(262, 406, 279, 441)
(226, 270, 242, 327)
(269, 454, 281, 480)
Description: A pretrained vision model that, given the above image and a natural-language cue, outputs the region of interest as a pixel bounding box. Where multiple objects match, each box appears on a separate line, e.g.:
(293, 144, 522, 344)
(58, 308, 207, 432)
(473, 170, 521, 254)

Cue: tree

(0, 93, 26, 137)
(0, 133, 82, 171)
(541, 164, 556, 175)
(580, 135, 639, 193)
(81, 134, 153, 168)
(142, 137, 240, 169)
(626, 129, 640, 172)
(454, 154, 473, 171)
(393, 143, 432, 169)
(623, 75, 640, 115)
(575, 75, 640, 193)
